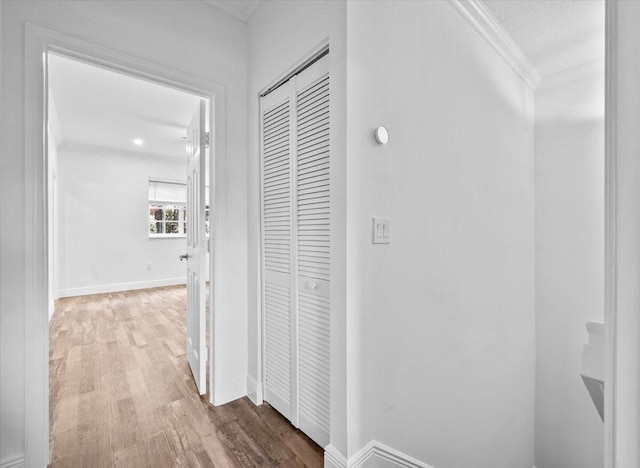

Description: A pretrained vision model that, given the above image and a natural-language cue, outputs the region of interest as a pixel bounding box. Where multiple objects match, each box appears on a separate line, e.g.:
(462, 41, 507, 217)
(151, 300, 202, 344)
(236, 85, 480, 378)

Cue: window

(148, 179, 210, 238)
(149, 180, 187, 238)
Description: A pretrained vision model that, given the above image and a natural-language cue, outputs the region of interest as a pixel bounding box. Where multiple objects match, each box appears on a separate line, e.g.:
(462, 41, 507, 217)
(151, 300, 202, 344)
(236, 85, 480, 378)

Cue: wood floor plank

(146, 432, 176, 468)
(230, 399, 292, 464)
(49, 285, 323, 467)
(116, 397, 140, 450)
(217, 420, 271, 467)
(201, 433, 243, 468)
(281, 430, 324, 468)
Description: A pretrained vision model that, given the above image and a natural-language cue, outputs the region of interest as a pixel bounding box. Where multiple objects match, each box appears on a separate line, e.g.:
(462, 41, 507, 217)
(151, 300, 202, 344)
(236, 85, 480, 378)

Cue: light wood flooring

(49, 285, 323, 467)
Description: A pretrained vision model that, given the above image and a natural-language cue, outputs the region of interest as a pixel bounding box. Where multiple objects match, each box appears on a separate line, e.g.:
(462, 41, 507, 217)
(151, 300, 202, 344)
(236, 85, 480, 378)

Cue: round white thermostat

(374, 126, 389, 145)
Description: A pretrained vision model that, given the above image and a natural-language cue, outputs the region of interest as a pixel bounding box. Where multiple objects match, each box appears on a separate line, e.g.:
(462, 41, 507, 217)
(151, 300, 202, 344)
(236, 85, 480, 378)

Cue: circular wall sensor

(374, 126, 389, 145)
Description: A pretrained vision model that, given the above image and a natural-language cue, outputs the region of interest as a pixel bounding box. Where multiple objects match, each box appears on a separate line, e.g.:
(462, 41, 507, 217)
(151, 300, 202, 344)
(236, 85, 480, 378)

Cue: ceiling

(204, 0, 262, 22)
(204, 0, 604, 79)
(48, 53, 201, 159)
(48, 1, 604, 156)
(482, 0, 605, 78)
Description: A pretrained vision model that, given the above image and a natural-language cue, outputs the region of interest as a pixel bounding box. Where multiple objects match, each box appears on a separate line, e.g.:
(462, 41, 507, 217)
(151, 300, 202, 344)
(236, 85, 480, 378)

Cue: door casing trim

(24, 23, 227, 466)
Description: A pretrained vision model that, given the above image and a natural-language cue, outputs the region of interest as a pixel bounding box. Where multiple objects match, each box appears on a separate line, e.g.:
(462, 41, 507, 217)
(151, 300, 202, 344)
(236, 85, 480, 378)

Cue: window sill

(149, 234, 187, 239)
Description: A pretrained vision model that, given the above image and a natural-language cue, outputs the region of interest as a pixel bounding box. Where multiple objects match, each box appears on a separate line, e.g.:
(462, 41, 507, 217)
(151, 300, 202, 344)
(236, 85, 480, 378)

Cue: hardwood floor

(49, 285, 323, 467)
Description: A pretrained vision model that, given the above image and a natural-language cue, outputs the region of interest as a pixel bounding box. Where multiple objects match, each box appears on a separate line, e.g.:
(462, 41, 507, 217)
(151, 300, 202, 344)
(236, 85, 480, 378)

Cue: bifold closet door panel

(295, 57, 330, 447)
(261, 53, 330, 448)
(261, 83, 294, 420)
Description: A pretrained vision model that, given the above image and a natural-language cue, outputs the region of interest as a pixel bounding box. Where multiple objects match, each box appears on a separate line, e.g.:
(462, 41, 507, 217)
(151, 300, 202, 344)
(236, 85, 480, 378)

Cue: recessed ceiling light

(133, 138, 144, 146)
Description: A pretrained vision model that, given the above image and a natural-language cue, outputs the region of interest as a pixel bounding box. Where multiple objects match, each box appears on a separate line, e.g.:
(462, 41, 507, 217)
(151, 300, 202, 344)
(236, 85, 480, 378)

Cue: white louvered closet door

(261, 54, 330, 448)
(294, 57, 330, 447)
(261, 81, 294, 421)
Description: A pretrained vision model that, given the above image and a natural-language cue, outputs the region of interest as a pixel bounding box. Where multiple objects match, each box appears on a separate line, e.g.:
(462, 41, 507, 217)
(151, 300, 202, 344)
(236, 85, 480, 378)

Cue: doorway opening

(21, 24, 234, 467)
(45, 51, 213, 464)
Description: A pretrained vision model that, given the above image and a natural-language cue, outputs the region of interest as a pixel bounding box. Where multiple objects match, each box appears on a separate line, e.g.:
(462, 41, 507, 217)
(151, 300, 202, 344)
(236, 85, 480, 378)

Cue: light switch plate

(373, 217, 391, 244)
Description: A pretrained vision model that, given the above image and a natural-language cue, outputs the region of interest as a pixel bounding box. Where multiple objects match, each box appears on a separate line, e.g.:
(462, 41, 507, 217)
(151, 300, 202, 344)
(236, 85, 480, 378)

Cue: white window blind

(149, 180, 187, 203)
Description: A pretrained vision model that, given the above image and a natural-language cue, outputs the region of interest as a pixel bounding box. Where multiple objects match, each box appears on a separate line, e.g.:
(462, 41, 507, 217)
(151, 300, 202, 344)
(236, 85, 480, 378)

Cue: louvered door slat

(296, 66, 330, 448)
(298, 108, 329, 127)
(298, 290, 331, 439)
(262, 96, 292, 419)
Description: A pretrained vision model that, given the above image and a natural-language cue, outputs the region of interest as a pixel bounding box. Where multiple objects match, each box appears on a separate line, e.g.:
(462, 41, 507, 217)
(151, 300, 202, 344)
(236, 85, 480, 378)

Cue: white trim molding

(212, 376, 247, 406)
(246, 375, 263, 406)
(604, 3, 617, 467)
(324, 444, 348, 468)
(56, 278, 187, 298)
(448, 0, 541, 90)
(604, 1, 617, 467)
(537, 57, 605, 91)
(0, 453, 25, 468)
(325, 441, 434, 468)
(604, 0, 640, 466)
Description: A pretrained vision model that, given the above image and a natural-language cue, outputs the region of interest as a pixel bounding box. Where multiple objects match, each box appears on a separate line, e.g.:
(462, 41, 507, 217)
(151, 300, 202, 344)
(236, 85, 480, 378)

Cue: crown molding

(537, 57, 605, 91)
(448, 0, 541, 90)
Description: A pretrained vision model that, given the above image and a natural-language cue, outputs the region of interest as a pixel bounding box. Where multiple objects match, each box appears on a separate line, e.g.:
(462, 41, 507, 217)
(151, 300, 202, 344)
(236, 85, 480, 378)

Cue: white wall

(248, 1, 536, 466)
(0, 0, 247, 461)
(55, 146, 188, 297)
(247, 0, 349, 455)
(345, 1, 536, 467)
(534, 71, 605, 468)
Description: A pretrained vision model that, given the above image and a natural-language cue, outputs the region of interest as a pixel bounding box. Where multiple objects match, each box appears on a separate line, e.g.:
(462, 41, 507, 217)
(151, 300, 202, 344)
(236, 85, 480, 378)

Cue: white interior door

(185, 100, 207, 395)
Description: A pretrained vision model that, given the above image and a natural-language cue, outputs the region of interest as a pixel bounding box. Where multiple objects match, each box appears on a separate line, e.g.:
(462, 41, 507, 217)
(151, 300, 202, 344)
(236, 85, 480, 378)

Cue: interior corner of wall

(324, 444, 348, 468)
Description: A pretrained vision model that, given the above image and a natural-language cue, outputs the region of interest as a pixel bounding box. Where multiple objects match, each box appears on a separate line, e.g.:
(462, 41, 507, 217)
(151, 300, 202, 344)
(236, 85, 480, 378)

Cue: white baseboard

(212, 376, 247, 406)
(325, 441, 433, 468)
(0, 453, 24, 468)
(246, 375, 263, 406)
(324, 444, 348, 468)
(56, 277, 186, 298)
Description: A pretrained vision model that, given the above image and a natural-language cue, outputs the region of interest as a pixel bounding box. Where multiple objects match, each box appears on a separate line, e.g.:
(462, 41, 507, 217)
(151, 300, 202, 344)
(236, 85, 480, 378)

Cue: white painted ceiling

(48, 53, 201, 159)
(482, 0, 605, 78)
(48, 0, 604, 156)
(206, 0, 603, 78)
(204, 0, 262, 22)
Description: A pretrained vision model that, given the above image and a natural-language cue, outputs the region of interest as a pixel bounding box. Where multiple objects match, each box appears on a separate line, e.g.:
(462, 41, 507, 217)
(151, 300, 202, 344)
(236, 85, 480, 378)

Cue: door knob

(179, 254, 190, 261)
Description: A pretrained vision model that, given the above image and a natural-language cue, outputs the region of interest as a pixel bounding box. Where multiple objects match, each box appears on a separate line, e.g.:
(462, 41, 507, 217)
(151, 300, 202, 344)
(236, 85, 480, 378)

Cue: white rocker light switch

(373, 217, 391, 244)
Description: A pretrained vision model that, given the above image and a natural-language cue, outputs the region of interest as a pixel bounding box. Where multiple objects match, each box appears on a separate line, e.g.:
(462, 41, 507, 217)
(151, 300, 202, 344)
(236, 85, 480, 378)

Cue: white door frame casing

(604, 1, 640, 467)
(604, 2, 616, 464)
(24, 24, 227, 467)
